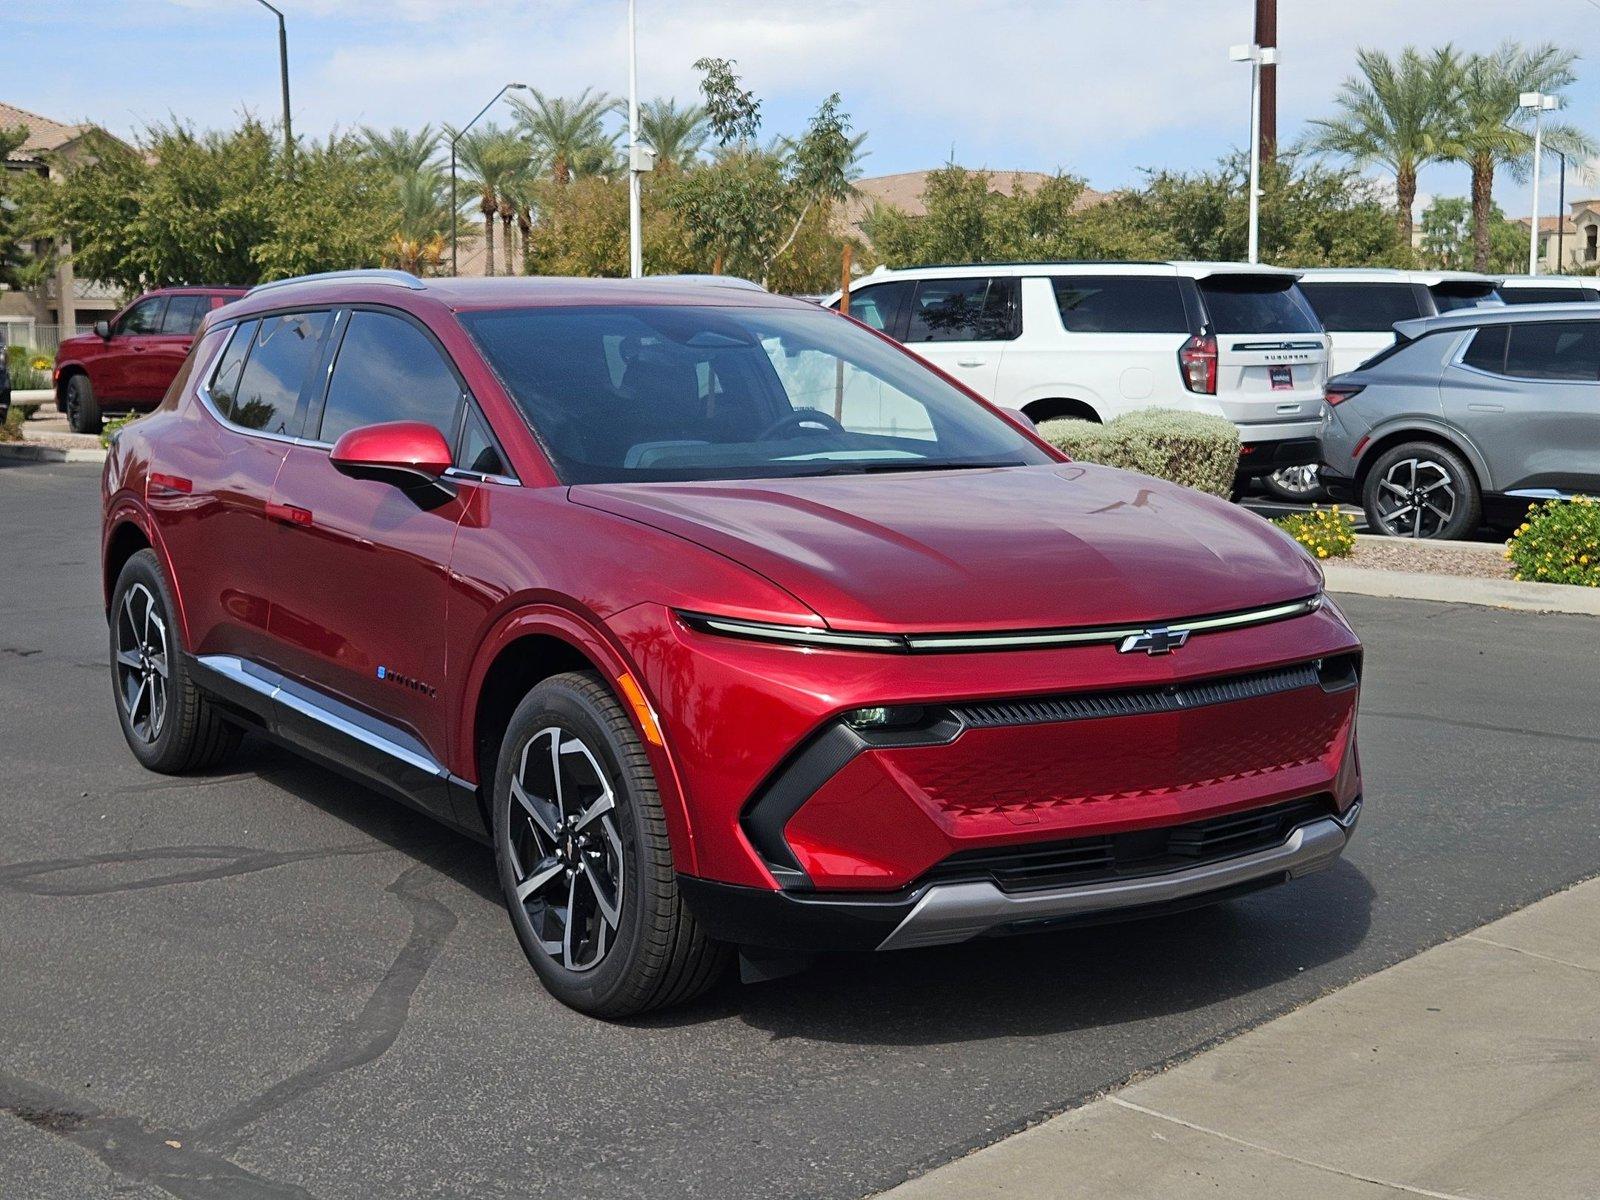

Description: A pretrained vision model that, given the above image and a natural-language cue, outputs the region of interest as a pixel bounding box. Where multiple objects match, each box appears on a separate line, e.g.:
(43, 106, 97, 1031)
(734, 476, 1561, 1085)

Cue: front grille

(922, 795, 1335, 893)
(950, 662, 1321, 729)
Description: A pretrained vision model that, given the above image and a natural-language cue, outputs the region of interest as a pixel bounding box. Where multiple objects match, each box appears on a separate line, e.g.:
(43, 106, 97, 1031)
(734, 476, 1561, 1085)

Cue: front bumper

(680, 800, 1360, 951)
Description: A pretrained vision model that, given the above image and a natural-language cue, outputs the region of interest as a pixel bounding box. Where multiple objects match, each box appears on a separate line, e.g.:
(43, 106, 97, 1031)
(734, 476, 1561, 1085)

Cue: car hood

(571, 464, 1321, 632)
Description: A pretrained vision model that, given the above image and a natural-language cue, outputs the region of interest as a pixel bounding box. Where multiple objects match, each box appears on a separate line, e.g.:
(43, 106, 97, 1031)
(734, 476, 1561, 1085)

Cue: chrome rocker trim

(875, 807, 1358, 952)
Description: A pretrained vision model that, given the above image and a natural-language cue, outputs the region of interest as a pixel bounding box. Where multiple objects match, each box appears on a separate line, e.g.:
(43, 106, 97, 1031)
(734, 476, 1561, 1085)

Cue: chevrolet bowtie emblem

(1118, 626, 1189, 655)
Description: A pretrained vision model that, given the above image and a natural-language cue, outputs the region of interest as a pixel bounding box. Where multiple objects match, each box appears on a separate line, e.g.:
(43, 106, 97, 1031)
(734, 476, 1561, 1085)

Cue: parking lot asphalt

(3, 458, 1598, 1200)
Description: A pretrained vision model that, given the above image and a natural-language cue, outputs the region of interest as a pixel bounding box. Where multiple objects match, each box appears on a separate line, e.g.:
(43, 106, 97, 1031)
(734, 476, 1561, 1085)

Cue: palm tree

(359, 124, 442, 177)
(453, 125, 529, 275)
(635, 99, 710, 170)
(1439, 43, 1595, 270)
(509, 88, 615, 184)
(388, 167, 453, 274)
(1304, 47, 1457, 245)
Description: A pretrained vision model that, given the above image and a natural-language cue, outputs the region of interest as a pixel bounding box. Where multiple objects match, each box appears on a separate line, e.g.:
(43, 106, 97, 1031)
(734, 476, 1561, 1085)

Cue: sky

(10, 0, 1600, 221)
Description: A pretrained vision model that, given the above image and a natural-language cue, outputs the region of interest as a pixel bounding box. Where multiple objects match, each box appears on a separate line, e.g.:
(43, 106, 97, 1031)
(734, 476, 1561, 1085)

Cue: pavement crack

(1361, 709, 1600, 747)
(0, 844, 387, 897)
(1107, 1098, 1490, 1200)
(1460, 933, 1600, 974)
(196, 863, 458, 1149)
(0, 1070, 321, 1200)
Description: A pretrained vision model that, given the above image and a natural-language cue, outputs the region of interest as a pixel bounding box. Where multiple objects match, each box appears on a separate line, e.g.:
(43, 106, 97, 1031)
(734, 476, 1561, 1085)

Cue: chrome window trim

(680, 594, 1323, 655)
(196, 309, 346, 447)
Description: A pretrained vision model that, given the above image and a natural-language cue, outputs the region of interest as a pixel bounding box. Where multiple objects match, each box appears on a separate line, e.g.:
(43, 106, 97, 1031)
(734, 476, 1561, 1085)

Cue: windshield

(1198, 277, 1321, 334)
(459, 304, 1050, 483)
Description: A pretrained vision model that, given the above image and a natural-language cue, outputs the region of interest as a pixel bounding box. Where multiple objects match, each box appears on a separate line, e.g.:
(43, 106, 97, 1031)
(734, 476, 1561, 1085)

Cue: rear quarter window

(1050, 276, 1189, 333)
(1298, 283, 1423, 332)
(1197, 277, 1320, 334)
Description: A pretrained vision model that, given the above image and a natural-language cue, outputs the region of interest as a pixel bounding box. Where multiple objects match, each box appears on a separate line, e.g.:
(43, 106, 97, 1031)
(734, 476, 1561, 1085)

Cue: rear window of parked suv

(1197, 277, 1320, 334)
(1050, 276, 1189, 333)
(1298, 283, 1424, 331)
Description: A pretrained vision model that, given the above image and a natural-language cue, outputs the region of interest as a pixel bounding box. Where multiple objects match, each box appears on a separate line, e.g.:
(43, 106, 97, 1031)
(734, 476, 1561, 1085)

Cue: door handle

(1468, 403, 1504, 413)
(956, 358, 986, 368)
(266, 501, 314, 527)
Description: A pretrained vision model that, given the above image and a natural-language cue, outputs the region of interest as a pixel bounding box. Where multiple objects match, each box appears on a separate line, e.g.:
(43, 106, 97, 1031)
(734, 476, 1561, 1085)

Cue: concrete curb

(0, 441, 106, 465)
(1324, 563, 1600, 616)
(10, 389, 56, 404)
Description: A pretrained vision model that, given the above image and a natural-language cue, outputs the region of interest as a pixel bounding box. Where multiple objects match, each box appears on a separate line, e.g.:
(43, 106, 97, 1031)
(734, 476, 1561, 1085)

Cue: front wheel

(493, 672, 729, 1017)
(66, 374, 102, 435)
(1361, 441, 1481, 540)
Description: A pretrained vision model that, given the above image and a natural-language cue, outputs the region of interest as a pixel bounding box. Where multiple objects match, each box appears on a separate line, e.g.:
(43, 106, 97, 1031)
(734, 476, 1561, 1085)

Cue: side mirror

(94, 320, 112, 340)
(329, 421, 456, 507)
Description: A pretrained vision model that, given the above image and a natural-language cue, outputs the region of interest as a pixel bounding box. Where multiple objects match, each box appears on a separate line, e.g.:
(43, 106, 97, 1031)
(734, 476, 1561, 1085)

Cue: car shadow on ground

(235, 731, 1375, 1044)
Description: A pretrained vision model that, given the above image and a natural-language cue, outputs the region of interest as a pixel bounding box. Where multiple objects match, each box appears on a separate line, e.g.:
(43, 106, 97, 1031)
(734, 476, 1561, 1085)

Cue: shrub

(5, 344, 53, 390)
(1036, 408, 1240, 498)
(1505, 497, 1600, 587)
(100, 413, 140, 449)
(1274, 505, 1358, 560)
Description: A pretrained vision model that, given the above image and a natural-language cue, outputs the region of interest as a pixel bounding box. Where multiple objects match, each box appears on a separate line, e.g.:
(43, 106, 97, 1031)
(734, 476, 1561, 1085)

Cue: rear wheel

(66, 374, 102, 435)
(493, 671, 729, 1017)
(110, 550, 242, 772)
(1361, 442, 1480, 540)
(1262, 465, 1326, 503)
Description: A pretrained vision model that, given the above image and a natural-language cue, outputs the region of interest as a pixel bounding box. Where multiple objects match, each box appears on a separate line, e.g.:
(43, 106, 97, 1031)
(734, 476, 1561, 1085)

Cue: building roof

(0, 101, 94, 164)
(1515, 214, 1578, 234)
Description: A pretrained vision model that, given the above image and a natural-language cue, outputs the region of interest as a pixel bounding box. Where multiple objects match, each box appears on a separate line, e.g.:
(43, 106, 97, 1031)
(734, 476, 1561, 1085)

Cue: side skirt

(191, 654, 489, 843)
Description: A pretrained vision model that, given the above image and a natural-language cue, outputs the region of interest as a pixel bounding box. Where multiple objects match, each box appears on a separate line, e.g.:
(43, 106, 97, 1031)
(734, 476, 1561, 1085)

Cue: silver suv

(1318, 305, 1600, 538)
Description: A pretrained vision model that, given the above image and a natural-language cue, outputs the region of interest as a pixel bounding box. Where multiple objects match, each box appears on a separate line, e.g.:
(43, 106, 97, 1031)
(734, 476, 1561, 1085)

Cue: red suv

(56, 286, 247, 433)
(101, 270, 1363, 1016)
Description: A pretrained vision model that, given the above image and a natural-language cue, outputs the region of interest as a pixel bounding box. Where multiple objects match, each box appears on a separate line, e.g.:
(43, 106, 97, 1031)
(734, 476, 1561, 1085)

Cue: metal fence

(0, 323, 94, 356)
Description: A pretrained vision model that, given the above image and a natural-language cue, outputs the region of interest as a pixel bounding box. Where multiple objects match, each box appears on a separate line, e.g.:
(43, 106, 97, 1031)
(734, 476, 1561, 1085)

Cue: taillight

(1179, 333, 1217, 394)
(1326, 384, 1364, 406)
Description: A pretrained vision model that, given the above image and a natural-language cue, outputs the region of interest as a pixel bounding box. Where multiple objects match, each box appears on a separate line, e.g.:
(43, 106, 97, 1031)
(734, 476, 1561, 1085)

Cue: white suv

(824, 261, 1331, 478)
(1296, 268, 1503, 375)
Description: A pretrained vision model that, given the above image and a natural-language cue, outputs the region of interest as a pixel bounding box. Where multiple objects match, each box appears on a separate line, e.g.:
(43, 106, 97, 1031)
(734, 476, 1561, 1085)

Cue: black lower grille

(950, 662, 1322, 729)
(924, 796, 1335, 893)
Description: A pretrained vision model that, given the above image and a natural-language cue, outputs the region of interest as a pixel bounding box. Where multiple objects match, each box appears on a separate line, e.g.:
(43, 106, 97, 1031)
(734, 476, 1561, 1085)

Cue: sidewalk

(878, 877, 1600, 1200)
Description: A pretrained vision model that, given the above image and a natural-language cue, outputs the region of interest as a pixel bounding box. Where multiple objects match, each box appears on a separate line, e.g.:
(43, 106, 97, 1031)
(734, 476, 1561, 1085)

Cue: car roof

(1295, 267, 1502, 287)
(226, 270, 804, 318)
(1393, 301, 1600, 340)
(844, 260, 1301, 282)
(145, 285, 251, 296)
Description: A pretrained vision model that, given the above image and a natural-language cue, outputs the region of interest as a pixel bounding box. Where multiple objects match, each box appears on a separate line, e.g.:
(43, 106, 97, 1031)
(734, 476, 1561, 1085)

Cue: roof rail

(247, 268, 426, 296)
(647, 273, 766, 292)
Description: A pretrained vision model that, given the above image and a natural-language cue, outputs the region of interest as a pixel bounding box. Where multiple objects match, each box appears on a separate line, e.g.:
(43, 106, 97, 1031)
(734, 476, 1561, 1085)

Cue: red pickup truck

(55, 286, 248, 433)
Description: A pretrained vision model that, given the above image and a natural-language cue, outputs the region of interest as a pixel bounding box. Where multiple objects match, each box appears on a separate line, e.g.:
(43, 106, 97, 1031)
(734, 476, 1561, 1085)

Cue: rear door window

(160, 295, 210, 335)
(1298, 283, 1424, 332)
(227, 311, 331, 436)
(1463, 321, 1600, 380)
(1050, 276, 1189, 333)
(1197, 277, 1320, 333)
(834, 281, 911, 335)
(905, 277, 1020, 342)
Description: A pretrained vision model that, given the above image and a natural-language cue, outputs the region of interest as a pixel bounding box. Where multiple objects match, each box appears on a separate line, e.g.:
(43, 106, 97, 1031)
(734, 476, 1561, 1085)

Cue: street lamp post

(1521, 91, 1559, 277)
(1231, 42, 1278, 265)
(449, 83, 531, 277)
(251, 0, 292, 167)
(625, 0, 655, 278)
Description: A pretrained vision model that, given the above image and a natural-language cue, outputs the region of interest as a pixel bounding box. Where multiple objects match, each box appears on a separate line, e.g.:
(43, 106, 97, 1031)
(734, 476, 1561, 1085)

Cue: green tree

(358, 124, 442, 176)
(16, 119, 394, 290)
(1439, 42, 1594, 270)
(510, 89, 615, 184)
(1418, 196, 1525, 271)
(636, 98, 709, 169)
(453, 124, 528, 275)
(1304, 46, 1459, 244)
(0, 124, 43, 295)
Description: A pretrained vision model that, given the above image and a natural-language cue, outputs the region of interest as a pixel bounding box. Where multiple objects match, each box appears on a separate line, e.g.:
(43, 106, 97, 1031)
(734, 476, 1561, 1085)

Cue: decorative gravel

(1342, 536, 1511, 580)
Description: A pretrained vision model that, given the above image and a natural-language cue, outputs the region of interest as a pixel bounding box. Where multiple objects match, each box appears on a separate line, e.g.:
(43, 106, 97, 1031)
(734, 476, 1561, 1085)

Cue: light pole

(1231, 42, 1278, 264)
(1521, 91, 1559, 276)
(449, 82, 530, 277)
(1556, 150, 1567, 272)
(626, 0, 655, 278)
(251, 0, 292, 167)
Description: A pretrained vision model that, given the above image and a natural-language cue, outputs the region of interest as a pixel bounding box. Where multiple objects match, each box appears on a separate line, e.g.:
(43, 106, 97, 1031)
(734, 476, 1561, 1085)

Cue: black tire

(1262, 465, 1327, 504)
(1361, 441, 1480, 540)
(493, 671, 730, 1017)
(110, 549, 242, 773)
(1023, 398, 1100, 425)
(67, 374, 102, 435)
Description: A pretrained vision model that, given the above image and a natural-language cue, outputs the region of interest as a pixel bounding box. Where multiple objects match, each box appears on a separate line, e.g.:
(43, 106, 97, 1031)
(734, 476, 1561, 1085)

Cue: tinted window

(1198, 277, 1320, 333)
(1462, 321, 1600, 381)
(458, 406, 507, 476)
(229, 312, 329, 435)
(1431, 284, 1503, 313)
(835, 281, 911, 334)
(460, 304, 1049, 484)
(207, 320, 259, 421)
(1500, 287, 1597, 305)
(1298, 283, 1423, 332)
(318, 311, 463, 444)
(119, 297, 167, 336)
(160, 295, 209, 335)
(1050, 276, 1189, 333)
(905, 277, 1020, 342)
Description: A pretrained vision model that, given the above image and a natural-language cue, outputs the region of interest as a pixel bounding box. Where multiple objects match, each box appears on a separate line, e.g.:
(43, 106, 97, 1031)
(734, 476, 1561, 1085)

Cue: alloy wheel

(1268, 465, 1321, 496)
(115, 583, 169, 743)
(506, 727, 626, 973)
(1373, 457, 1456, 539)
